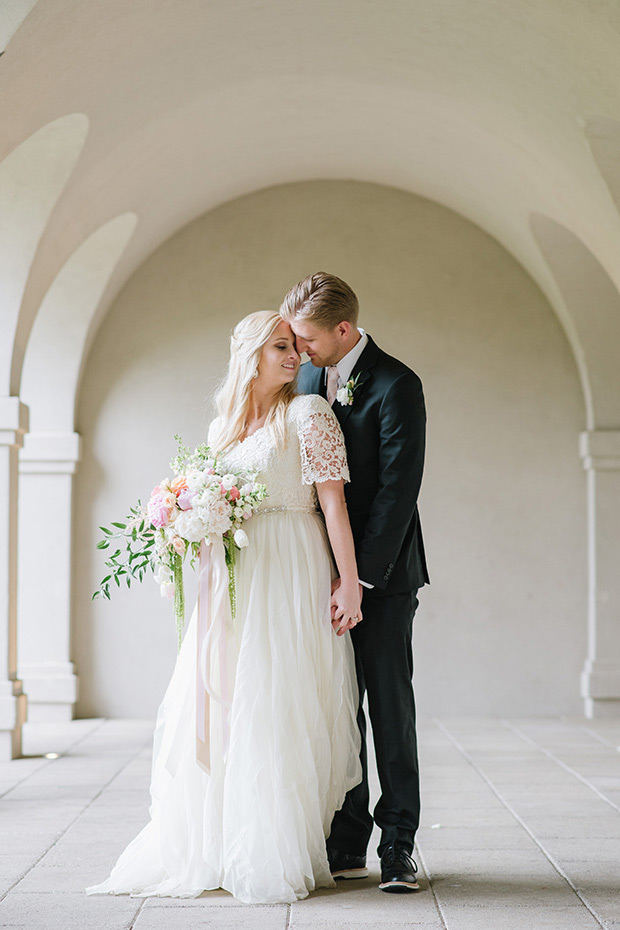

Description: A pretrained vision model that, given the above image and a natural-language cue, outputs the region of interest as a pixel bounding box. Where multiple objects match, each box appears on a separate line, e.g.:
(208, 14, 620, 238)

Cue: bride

(85, 310, 364, 904)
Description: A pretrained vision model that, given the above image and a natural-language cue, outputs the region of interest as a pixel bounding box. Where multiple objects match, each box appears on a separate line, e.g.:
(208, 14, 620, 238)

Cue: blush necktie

(326, 366, 340, 406)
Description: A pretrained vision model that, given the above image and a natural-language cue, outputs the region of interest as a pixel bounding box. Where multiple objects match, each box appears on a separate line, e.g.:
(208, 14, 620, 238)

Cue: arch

(0, 112, 89, 394)
(530, 214, 620, 431)
(17, 211, 137, 722)
(0, 1, 39, 53)
(73, 180, 587, 717)
(20, 212, 138, 432)
(531, 213, 620, 716)
(585, 115, 620, 221)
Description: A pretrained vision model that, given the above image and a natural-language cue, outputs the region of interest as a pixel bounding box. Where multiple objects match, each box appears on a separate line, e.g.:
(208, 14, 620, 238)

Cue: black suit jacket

(297, 334, 429, 595)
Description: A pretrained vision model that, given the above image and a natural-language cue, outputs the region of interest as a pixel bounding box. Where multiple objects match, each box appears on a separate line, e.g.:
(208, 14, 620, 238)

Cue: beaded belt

(257, 505, 317, 515)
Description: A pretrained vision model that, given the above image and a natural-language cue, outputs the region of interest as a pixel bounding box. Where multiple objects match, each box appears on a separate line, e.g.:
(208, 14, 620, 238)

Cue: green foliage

(92, 500, 156, 601)
(169, 433, 217, 476)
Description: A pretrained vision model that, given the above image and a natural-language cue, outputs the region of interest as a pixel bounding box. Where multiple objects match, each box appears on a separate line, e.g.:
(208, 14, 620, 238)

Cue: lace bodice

(208, 394, 350, 514)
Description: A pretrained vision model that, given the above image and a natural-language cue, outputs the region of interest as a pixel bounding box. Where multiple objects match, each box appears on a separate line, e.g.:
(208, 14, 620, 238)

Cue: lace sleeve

(296, 396, 350, 485)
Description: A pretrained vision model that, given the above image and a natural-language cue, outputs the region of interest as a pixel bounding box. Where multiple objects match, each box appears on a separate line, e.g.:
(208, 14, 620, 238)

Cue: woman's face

(256, 320, 300, 389)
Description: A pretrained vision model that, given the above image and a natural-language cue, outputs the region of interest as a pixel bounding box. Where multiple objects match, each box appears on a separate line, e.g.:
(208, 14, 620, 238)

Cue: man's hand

(330, 578, 364, 636)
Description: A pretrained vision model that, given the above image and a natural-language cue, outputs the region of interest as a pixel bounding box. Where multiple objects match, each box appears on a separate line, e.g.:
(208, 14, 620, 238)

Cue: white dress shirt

(324, 328, 369, 394)
(324, 328, 374, 591)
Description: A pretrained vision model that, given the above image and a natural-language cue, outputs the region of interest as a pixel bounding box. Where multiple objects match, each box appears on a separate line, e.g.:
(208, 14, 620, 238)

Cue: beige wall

(74, 180, 586, 719)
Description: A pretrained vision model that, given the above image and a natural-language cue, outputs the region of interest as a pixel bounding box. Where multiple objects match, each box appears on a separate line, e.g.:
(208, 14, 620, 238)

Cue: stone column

(0, 397, 28, 759)
(18, 432, 80, 722)
(580, 429, 620, 717)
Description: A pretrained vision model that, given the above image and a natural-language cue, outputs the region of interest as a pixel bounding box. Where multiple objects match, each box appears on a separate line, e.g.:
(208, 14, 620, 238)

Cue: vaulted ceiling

(2, 0, 620, 423)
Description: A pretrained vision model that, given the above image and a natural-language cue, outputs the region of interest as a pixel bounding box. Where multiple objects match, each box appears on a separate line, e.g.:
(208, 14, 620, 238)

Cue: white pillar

(0, 397, 28, 759)
(18, 432, 80, 722)
(580, 430, 620, 718)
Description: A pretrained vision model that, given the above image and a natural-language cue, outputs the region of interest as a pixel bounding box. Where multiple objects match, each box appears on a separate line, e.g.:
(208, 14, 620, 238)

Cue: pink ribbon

(195, 536, 234, 775)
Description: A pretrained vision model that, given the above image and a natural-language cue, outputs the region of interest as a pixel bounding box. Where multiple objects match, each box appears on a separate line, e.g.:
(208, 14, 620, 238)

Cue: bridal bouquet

(93, 435, 268, 649)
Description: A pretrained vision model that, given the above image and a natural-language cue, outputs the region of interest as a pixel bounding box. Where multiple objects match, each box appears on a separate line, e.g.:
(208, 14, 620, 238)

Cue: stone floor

(0, 716, 618, 929)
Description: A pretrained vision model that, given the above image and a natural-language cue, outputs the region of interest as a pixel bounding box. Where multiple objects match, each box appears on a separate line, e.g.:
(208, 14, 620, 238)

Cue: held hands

(330, 578, 364, 636)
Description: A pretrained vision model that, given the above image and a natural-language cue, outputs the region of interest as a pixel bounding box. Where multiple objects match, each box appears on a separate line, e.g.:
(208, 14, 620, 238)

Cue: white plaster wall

(74, 180, 586, 719)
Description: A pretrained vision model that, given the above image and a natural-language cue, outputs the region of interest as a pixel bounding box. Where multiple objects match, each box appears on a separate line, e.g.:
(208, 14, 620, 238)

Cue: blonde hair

(211, 310, 297, 452)
(279, 272, 359, 329)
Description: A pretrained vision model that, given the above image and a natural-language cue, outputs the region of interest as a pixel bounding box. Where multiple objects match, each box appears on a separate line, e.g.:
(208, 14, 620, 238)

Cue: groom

(280, 272, 429, 893)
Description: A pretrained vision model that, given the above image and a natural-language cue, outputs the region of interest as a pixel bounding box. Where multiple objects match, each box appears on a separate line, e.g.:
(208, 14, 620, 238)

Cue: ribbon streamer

(195, 536, 235, 775)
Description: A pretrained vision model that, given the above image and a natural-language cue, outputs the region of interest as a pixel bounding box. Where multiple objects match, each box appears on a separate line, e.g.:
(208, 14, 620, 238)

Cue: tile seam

(0, 729, 152, 905)
(0, 718, 109, 801)
(414, 843, 450, 930)
(431, 717, 609, 930)
(502, 720, 620, 814)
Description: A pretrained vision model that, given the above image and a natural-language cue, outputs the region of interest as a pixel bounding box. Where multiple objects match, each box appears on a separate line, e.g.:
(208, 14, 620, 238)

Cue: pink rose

(147, 491, 176, 528)
(172, 536, 186, 554)
(176, 488, 195, 511)
(229, 486, 240, 501)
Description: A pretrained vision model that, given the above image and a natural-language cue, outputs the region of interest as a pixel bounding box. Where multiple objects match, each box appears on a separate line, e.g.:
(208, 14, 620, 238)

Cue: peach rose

(172, 536, 186, 554)
(170, 476, 188, 495)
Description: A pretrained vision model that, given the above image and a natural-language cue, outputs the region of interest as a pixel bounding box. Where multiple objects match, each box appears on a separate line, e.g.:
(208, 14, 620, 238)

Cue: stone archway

(0, 113, 89, 758)
(531, 214, 620, 717)
(17, 212, 137, 722)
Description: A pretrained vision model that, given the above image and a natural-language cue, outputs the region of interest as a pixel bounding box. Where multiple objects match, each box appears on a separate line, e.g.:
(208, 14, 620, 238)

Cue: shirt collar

(324, 328, 368, 386)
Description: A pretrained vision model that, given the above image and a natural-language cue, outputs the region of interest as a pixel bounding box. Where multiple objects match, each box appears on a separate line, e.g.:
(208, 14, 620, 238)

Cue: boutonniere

(336, 372, 362, 406)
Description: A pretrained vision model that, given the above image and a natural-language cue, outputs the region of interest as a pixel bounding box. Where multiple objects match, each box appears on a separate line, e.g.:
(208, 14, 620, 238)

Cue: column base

(581, 659, 620, 718)
(18, 662, 78, 723)
(583, 698, 620, 719)
(0, 680, 28, 760)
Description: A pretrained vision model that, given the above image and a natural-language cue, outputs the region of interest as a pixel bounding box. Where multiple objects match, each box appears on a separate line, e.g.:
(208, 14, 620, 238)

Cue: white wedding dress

(85, 393, 362, 904)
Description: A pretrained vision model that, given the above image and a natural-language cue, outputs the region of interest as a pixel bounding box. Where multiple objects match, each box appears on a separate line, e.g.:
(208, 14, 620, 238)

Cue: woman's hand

(316, 478, 363, 637)
(330, 578, 363, 636)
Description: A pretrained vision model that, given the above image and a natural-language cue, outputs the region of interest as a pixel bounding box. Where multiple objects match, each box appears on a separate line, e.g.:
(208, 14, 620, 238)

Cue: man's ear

(337, 321, 351, 338)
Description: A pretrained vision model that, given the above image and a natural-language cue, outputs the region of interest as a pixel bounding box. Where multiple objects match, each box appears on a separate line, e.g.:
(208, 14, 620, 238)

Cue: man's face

(290, 319, 349, 367)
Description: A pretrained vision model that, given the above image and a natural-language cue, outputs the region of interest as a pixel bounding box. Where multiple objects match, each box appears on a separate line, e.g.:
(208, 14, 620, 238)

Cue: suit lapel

(332, 335, 380, 428)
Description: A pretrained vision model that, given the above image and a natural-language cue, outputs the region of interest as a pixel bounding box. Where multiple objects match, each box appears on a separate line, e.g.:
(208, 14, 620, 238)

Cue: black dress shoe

(327, 848, 369, 879)
(378, 843, 419, 892)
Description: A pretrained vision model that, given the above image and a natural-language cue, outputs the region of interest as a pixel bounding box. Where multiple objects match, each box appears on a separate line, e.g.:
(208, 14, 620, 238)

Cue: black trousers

(327, 589, 420, 857)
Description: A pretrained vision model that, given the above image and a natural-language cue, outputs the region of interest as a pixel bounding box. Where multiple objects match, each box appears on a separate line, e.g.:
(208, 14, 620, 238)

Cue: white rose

(186, 469, 205, 491)
(174, 510, 209, 543)
(336, 386, 351, 406)
(208, 498, 232, 535)
(195, 484, 219, 506)
(221, 474, 237, 491)
(234, 529, 249, 548)
(156, 565, 173, 584)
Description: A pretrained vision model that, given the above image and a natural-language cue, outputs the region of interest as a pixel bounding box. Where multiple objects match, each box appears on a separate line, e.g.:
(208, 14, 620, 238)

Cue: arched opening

(531, 214, 620, 717)
(73, 180, 586, 718)
(17, 212, 137, 721)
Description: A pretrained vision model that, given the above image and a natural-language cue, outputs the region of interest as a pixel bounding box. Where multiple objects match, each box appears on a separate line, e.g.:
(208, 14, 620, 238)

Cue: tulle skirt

(85, 510, 362, 904)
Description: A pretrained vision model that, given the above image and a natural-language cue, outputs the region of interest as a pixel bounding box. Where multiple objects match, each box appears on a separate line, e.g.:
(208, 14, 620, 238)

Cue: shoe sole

(332, 868, 369, 880)
(379, 880, 419, 892)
